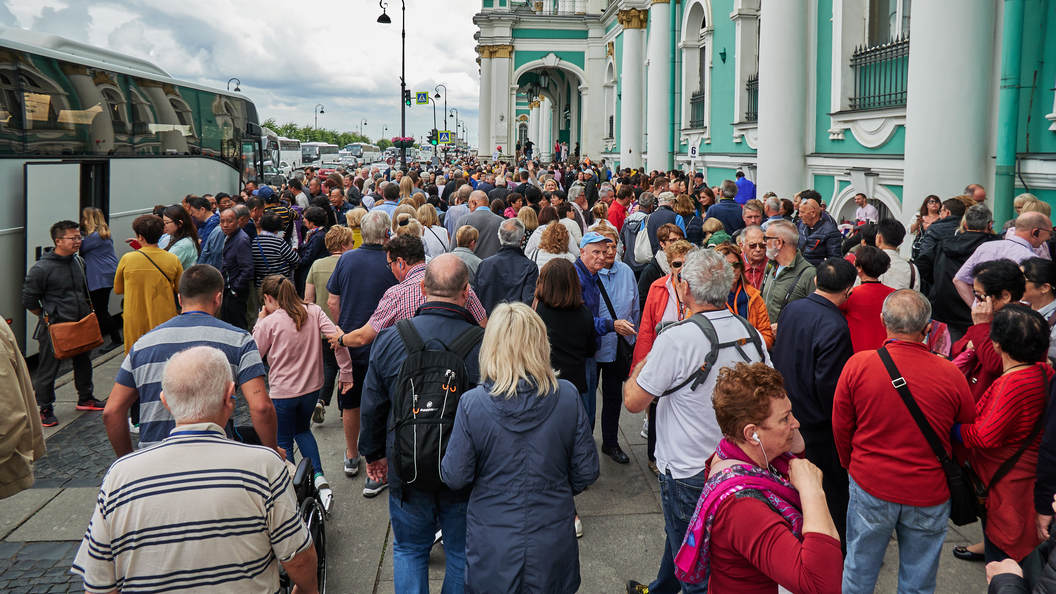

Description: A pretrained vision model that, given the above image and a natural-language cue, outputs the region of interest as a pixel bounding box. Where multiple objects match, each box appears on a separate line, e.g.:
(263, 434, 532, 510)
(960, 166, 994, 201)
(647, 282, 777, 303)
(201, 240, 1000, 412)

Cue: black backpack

(657, 313, 765, 395)
(391, 319, 484, 491)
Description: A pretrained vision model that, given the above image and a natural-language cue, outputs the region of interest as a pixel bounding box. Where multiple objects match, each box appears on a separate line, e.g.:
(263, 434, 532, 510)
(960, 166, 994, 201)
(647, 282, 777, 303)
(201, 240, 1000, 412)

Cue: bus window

(241, 139, 261, 185)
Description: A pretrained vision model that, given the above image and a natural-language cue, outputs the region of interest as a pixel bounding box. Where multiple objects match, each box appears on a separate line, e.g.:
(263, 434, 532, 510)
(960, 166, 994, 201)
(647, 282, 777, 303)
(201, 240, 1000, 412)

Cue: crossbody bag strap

(138, 250, 173, 287)
(781, 266, 809, 307)
(596, 278, 632, 351)
(986, 370, 1049, 493)
(876, 347, 954, 466)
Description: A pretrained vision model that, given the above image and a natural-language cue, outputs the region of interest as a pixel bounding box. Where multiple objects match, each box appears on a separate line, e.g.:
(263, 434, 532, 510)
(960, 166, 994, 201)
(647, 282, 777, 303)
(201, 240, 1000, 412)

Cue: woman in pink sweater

(254, 275, 354, 493)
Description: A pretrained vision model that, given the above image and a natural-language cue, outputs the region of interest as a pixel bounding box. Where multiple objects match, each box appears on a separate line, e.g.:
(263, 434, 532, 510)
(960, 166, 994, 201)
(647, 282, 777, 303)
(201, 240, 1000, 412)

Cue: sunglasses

(670, 261, 683, 268)
(746, 242, 765, 249)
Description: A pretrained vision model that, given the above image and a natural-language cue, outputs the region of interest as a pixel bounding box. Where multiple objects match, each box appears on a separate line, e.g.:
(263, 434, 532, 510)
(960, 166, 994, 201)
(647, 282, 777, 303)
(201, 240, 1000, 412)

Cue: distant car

(262, 164, 287, 187)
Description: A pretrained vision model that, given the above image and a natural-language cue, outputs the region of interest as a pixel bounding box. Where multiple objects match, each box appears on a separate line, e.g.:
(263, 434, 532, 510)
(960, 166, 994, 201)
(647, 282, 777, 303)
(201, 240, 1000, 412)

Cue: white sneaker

(574, 515, 583, 538)
(314, 474, 333, 512)
(640, 418, 648, 439)
(344, 455, 361, 477)
(129, 418, 140, 435)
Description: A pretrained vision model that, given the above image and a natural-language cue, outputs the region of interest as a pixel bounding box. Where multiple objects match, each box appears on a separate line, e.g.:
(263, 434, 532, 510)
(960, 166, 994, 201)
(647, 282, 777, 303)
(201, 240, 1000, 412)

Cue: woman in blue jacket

(79, 207, 121, 349)
(441, 302, 600, 593)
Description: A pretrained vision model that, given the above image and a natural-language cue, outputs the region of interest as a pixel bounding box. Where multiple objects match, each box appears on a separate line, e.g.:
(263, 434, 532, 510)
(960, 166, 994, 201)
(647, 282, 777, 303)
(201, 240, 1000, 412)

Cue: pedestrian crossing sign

(415, 92, 429, 105)
(438, 130, 452, 144)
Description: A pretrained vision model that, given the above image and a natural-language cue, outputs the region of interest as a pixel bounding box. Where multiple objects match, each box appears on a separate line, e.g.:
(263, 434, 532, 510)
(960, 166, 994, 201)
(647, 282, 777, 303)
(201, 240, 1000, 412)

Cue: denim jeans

(389, 489, 468, 594)
(843, 476, 950, 594)
(273, 392, 324, 476)
(648, 469, 711, 594)
(580, 357, 598, 431)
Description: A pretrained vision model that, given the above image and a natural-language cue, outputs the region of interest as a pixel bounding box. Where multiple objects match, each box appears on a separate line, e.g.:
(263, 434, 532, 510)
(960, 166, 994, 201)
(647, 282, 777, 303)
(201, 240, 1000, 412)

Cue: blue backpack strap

(395, 319, 426, 354)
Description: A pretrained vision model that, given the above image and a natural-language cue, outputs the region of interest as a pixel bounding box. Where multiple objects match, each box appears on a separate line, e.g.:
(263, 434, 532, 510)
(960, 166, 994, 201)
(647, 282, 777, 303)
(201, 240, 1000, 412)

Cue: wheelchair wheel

(300, 496, 327, 593)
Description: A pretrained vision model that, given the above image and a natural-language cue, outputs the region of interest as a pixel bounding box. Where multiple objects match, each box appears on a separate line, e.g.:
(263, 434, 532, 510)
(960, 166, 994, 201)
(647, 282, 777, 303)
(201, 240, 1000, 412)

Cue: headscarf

(673, 438, 803, 584)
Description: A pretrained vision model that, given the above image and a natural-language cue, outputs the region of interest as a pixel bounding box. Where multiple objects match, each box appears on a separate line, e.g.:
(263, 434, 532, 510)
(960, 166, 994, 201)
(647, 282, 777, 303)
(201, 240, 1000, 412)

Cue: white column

(756, 0, 807, 197)
(618, 9, 647, 170)
(645, 0, 672, 172)
(903, 0, 994, 221)
(490, 54, 512, 156)
(478, 53, 492, 156)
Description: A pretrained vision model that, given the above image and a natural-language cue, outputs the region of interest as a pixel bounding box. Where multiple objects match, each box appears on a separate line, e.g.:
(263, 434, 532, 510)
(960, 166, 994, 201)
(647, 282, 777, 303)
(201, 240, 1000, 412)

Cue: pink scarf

(673, 438, 804, 584)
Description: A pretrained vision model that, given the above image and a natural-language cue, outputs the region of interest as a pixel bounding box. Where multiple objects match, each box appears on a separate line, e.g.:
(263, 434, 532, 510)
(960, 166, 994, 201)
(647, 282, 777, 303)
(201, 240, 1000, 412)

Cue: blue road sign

(438, 131, 452, 144)
(415, 92, 429, 105)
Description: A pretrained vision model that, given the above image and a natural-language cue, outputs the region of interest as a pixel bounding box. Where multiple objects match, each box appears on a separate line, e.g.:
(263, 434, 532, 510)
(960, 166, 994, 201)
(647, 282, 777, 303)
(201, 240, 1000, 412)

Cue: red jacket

(632, 276, 682, 369)
(833, 340, 976, 507)
(840, 281, 895, 352)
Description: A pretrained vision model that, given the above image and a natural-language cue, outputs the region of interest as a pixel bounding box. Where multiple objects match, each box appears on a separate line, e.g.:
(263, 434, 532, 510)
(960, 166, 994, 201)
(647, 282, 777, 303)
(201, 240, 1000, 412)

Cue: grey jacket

(22, 251, 93, 339)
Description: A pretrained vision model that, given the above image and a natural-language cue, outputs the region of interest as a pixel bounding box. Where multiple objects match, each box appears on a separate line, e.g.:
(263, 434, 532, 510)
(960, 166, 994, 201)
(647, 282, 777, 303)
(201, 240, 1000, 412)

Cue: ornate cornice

(617, 8, 648, 29)
(479, 44, 515, 59)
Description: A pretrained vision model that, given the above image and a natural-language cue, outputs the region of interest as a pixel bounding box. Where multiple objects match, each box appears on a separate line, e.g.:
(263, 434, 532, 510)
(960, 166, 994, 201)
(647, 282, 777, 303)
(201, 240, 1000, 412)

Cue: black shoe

(601, 444, 630, 464)
(952, 545, 984, 562)
(627, 580, 650, 593)
(40, 406, 58, 427)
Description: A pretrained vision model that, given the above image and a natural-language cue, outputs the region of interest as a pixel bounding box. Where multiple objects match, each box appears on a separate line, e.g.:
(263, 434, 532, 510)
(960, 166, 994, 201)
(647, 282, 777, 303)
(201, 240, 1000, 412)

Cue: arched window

(604, 61, 616, 139)
(680, 1, 710, 132)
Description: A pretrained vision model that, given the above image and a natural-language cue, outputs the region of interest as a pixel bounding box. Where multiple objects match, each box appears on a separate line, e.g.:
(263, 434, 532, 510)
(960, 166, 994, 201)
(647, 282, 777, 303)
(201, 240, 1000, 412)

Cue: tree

(377, 138, 392, 150)
(261, 117, 372, 148)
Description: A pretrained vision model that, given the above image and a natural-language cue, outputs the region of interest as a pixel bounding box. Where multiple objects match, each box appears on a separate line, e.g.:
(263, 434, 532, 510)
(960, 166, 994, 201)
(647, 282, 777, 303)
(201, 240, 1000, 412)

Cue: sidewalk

(2, 352, 987, 593)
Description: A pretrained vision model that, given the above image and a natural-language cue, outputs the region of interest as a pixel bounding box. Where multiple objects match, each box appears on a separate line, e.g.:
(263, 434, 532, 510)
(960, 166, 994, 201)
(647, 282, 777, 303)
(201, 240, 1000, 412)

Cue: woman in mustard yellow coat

(114, 214, 183, 354)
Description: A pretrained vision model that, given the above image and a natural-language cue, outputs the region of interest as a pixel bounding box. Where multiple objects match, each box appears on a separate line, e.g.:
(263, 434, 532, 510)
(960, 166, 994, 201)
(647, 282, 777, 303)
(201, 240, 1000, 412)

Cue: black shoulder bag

(596, 278, 633, 376)
(877, 347, 1046, 525)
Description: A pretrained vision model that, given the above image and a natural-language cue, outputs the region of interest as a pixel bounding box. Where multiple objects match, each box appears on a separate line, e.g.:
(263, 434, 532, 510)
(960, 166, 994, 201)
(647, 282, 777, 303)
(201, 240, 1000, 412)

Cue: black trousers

(597, 359, 630, 448)
(802, 427, 849, 547)
(220, 290, 248, 330)
(647, 400, 658, 463)
(34, 331, 93, 408)
(320, 338, 338, 406)
(89, 287, 121, 342)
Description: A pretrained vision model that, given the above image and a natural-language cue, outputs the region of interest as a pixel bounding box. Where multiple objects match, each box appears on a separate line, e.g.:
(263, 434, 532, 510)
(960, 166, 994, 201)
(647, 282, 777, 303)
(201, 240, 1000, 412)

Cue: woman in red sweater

(841, 246, 896, 352)
(954, 304, 1052, 563)
(674, 362, 843, 593)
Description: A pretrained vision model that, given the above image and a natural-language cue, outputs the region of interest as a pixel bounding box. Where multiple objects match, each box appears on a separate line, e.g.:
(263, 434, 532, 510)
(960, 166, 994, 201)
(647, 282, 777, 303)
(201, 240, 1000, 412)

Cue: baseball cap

(252, 185, 274, 199)
(579, 231, 614, 250)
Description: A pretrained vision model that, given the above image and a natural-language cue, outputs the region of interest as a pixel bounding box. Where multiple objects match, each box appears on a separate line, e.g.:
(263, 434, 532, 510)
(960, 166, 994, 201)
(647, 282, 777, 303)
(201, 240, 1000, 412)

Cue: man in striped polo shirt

(74, 346, 318, 593)
(102, 264, 278, 455)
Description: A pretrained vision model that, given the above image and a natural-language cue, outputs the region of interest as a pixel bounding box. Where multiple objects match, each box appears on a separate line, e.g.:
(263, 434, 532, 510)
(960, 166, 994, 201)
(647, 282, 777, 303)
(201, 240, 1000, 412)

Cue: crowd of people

(9, 152, 1056, 593)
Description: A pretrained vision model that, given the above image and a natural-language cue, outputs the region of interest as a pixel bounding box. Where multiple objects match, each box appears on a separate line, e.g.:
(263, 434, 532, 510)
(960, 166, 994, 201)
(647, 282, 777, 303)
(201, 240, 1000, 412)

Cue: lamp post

(227, 78, 241, 92)
(314, 104, 325, 129)
(378, 0, 408, 171)
(450, 108, 460, 147)
(359, 118, 368, 137)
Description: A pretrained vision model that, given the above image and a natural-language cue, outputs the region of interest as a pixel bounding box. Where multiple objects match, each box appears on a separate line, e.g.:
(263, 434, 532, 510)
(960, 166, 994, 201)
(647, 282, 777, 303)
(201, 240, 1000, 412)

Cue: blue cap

(579, 231, 613, 250)
(252, 185, 274, 199)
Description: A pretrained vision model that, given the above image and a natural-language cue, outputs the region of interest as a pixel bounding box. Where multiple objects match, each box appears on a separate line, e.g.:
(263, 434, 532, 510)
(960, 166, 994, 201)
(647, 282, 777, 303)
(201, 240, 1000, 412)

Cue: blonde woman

(399, 175, 415, 202)
(441, 302, 600, 594)
(79, 207, 122, 348)
(517, 205, 539, 250)
(390, 204, 417, 233)
(344, 207, 368, 248)
(417, 203, 450, 257)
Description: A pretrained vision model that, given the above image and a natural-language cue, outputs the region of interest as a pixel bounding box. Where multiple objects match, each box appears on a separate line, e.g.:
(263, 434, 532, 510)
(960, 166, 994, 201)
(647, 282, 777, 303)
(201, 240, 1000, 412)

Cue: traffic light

(403, 89, 412, 107)
(428, 128, 438, 145)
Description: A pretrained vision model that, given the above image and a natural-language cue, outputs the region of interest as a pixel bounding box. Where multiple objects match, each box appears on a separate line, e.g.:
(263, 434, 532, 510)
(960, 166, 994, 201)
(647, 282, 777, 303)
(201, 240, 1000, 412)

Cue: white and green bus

(1, 27, 265, 353)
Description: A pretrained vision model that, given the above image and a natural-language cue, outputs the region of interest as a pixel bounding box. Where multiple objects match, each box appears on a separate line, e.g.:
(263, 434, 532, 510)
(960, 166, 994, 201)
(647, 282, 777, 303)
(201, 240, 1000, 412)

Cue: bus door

(242, 138, 263, 187)
(23, 161, 82, 353)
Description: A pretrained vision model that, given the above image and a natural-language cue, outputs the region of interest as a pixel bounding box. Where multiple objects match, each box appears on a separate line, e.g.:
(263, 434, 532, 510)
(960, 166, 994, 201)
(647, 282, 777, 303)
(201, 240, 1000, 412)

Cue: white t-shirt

(636, 310, 771, 479)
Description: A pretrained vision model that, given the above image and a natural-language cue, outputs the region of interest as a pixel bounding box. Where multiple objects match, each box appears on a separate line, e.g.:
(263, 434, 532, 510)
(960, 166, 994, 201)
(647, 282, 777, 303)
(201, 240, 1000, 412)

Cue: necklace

(1003, 362, 1032, 375)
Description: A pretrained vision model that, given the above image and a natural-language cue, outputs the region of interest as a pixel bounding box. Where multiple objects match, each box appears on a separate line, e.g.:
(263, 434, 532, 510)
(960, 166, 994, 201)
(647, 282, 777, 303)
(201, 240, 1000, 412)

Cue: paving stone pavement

(0, 542, 82, 593)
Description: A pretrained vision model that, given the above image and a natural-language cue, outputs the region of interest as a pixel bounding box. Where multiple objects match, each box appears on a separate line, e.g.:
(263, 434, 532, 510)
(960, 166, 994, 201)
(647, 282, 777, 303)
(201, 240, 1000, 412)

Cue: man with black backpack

(623, 248, 770, 594)
(359, 253, 483, 593)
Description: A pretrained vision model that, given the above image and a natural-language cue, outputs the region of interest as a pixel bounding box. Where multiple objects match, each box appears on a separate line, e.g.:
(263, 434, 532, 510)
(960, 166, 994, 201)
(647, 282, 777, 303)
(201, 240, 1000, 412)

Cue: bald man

(461, 190, 505, 258)
(953, 211, 1053, 306)
(796, 196, 842, 266)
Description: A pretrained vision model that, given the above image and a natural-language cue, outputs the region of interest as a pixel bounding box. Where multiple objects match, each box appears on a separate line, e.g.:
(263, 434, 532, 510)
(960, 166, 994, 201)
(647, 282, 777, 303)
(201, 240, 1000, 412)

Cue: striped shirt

(114, 312, 266, 449)
(72, 423, 311, 593)
(252, 231, 300, 287)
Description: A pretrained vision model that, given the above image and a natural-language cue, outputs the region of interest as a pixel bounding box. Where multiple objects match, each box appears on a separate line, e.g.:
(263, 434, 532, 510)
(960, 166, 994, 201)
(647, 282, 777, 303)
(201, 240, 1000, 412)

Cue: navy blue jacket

(359, 302, 482, 499)
(221, 230, 253, 294)
(472, 245, 539, 313)
(326, 243, 396, 362)
(646, 205, 682, 253)
(771, 293, 853, 432)
(706, 199, 745, 237)
(79, 232, 118, 292)
(294, 227, 328, 295)
(441, 378, 599, 593)
(797, 214, 843, 266)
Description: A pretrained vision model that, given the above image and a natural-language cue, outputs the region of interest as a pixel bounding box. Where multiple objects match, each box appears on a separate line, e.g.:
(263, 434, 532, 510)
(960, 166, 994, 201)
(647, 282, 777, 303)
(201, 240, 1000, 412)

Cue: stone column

(902, 0, 994, 222)
(756, 0, 807, 197)
(645, 0, 671, 171)
(489, 45, 515, 157)
(477, 49, 492, 156)
(618, 8, 647, 170)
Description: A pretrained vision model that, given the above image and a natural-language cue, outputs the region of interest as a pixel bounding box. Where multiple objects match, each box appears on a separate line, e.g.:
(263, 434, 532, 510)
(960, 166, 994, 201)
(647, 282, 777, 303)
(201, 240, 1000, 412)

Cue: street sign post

(415, 92, 429, 105)
(438, 130, 452, 144)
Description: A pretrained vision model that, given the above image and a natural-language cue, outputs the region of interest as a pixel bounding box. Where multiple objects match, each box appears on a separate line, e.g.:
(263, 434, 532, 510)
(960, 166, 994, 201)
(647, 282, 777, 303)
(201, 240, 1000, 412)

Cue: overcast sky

(1, 0, 482, 145)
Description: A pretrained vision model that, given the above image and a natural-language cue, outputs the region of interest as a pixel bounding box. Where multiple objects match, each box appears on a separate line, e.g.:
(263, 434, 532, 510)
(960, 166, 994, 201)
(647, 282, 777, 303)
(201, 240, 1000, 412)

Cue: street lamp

(378, 0, 408, 171)
(227, 78, 241, 92)
(359, 118, 368, 137)
(314, 104, 325, 129)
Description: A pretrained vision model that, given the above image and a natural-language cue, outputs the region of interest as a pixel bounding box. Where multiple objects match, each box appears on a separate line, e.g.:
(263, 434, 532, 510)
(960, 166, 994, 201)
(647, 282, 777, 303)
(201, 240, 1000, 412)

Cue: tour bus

(301, 141, 339, 164)
(344, 142, 381, 164)
(278, 137, 301, 173)
(0, 27, 264, 354)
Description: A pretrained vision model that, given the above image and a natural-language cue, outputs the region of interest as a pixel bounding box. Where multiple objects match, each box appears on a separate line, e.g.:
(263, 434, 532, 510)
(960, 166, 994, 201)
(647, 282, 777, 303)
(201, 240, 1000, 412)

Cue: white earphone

(752, 431, 760, 443)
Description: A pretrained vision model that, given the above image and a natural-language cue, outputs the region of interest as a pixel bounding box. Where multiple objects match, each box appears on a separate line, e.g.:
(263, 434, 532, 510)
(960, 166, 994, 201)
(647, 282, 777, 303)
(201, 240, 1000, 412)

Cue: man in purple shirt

(953, 211, 1052, 305)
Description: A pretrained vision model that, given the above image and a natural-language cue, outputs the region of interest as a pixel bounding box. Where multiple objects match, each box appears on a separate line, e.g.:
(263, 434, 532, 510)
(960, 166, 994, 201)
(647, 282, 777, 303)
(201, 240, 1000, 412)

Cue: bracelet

(339, 333, 345, 347)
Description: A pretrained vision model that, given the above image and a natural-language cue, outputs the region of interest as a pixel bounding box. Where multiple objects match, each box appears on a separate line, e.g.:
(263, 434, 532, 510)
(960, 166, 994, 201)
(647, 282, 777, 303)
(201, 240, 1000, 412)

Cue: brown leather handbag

(44, 311, 103, 359)
(42, 254, 103, 359)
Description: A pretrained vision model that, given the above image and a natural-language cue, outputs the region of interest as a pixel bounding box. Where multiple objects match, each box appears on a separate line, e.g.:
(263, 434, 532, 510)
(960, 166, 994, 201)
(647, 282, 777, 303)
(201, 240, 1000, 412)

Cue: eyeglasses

(746, 242, 765, 249)
(60, 235, 83, 241)
(670, 260, 683, 268)
(763, 235, 781, 242)
(973, 291, 988, 302)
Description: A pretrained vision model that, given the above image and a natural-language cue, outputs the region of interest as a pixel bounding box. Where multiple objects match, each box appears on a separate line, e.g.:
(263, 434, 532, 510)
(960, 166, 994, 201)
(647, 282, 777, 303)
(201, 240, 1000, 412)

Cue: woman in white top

(532, 220, 576, 271)
(525, 206, 580, 258)
(417, 203, 449, 257)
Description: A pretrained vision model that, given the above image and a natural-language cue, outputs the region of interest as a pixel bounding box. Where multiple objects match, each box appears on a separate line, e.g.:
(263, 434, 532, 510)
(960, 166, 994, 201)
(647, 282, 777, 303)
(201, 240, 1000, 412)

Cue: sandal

(952, 545, 984, 562)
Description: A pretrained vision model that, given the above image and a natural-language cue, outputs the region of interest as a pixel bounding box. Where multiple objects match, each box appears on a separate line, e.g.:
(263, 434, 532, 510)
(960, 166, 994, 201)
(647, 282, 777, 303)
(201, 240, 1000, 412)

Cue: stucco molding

(731, 122, 758, 150)
(827, 107, 905, 148)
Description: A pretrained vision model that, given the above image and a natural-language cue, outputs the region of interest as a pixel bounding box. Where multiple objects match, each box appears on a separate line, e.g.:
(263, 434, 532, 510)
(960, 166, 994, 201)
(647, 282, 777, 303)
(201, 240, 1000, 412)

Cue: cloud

(5, 0, 482, 144)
